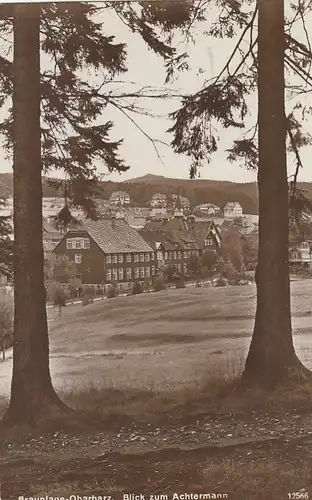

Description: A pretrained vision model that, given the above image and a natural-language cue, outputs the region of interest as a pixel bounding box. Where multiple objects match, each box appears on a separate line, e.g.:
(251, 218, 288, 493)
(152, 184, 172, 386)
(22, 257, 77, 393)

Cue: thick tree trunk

(2, 4, 69, 426)
(243, 0, 310, 387)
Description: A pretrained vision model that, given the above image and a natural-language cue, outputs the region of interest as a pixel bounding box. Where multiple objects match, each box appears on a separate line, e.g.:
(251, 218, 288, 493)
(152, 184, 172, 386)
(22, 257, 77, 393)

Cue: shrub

(52, 286, 67, 316)
(82, 286, 95, 306)
(153, 276, 166, 292)
(215, 277, 227, 287)
(132, 281, 143, 295)
(106, 285, 117, 299)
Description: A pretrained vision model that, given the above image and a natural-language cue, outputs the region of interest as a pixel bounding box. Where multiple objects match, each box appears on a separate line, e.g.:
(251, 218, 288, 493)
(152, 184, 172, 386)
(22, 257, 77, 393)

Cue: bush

(52, 286, 67, 307)
(153, 276, 166, 292)
(215, 277, 227, 287)
(131, 281, 143, 295)
(106, 285, 117, 299)
(82, 286, 95, 306)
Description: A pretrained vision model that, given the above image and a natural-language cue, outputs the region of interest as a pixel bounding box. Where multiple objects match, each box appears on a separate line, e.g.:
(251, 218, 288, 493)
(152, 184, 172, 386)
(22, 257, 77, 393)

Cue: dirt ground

(1, 280, 312, 499)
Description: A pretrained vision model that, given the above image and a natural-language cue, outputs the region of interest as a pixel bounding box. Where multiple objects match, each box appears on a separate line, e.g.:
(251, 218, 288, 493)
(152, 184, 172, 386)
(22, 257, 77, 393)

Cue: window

(178, 264, 182, 272)
(126, 268, 132, 280)
(112, 269, 118, 281)
(157, 251, 162, 260)
(126, 253, 131, 263)
(173, 251, 177, 260)
(106, 269, 112, 281)
(118, 254, 123, 263)
(205, 237, 213, 247)
(165, 251, 168, 260)
(134, 267, 139, 279)
(178, 251, 181, 259)
(118, 268, 124, 280)
(134, 253, 139, 262)
(151, 266, 156, 276)
(106, 255, 111, 264)
(145, 253, 150, 262)
(112, 254, 117, 263)
(66, 239, 73, 249)
(169, 251, 173, 260)
(139, 267, 144, 278)
(76, 240, 82, 249)
(184, 251, 188, 258)
(151, 253, 154, 260)
(75, 254, 82, 264)
(83, 239, 90, 249)
(140, 253, 144, 262)
(145, 267, 150, 278)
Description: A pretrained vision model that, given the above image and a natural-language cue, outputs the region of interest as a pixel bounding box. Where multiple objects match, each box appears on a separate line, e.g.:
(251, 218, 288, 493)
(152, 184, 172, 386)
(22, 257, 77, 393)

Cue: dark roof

(141, 217, 221, 251)
(139, 227, 199, 251)
(75, 219, 153, 254)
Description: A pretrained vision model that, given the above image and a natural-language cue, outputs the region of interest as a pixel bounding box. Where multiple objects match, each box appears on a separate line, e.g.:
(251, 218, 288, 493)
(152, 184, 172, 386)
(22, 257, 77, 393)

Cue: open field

(1, 280, 312, 499)
(2, 279, 312, 397)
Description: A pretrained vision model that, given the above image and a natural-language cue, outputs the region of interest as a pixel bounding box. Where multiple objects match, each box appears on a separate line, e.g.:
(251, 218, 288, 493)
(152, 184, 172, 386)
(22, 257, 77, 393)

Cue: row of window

(106, 266, 156, 281)
(160, 250, 200, 260)
(66, 238, 90, 250)
(106, 252, 154, 264)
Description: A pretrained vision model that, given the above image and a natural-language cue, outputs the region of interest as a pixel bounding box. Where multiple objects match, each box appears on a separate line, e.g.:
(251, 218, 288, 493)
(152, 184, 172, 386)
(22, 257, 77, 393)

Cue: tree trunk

(2, 4, 69, 426)
(243, 0, 310, 387)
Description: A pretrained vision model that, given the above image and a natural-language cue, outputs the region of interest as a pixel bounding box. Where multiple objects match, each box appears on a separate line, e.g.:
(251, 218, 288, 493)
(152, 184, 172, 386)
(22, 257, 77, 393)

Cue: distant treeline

(1, 172, 312, 216)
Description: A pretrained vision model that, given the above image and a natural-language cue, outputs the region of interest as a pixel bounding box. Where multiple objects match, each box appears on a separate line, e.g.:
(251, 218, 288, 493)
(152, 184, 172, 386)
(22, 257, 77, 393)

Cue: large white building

(150, 193, 167, 208)
(109, 191, 131, 206)
(223, 202, 243, 219)
(195, 203, 220, 216)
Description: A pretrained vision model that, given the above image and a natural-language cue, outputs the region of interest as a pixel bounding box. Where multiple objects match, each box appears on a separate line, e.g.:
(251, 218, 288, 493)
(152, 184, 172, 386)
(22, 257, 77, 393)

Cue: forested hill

(1, 172, 312, 215)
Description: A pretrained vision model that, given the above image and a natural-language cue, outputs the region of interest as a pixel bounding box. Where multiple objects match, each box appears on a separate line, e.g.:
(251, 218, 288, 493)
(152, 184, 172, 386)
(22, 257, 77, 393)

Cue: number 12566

(288, 492, 309, 499)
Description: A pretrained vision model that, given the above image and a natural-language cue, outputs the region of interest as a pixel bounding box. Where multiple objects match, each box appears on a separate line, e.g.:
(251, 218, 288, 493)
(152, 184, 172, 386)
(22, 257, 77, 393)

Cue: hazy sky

(1, 1, 312, 184)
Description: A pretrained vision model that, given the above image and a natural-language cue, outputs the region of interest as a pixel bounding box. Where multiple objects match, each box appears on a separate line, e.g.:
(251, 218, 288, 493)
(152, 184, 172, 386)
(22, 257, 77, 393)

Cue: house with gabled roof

(109, 191, 131, 206)
(140, 215, 221, 275)
(53, 218, 155, 287)
(223, 202, 243, 219)
(150, 193, 167, 208)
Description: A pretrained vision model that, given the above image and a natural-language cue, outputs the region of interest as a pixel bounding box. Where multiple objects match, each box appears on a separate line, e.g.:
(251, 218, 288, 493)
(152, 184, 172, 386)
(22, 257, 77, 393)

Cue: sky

(0, 1, 312, 184)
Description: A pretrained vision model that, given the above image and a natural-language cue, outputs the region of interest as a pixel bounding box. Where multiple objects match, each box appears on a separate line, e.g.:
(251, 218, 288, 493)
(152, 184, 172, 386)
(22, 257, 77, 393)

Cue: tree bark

(243, 0, 311, 387)
(2, 4, 69, 426)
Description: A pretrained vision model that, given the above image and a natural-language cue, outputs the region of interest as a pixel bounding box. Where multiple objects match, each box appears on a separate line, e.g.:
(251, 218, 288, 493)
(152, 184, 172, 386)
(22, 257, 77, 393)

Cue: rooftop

(75, 219, 153, 254)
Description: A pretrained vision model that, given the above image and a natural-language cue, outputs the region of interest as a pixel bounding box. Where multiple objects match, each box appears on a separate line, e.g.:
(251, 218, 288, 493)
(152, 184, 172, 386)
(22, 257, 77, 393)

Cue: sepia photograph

(0, 0, 312, 498)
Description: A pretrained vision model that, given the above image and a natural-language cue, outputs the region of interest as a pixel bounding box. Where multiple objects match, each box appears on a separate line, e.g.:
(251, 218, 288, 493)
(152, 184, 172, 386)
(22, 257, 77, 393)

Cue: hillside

(1, 172, 312, 215)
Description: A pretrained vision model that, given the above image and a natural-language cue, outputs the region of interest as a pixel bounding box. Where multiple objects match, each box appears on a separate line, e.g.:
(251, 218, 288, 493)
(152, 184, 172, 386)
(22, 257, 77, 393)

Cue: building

(148, 207, 169, 220)
(289, 240, 312, 269)
(139, 227, 200, 275)
(289, 227, 312, 269)
(140, 215, 221, 275)
(150, 193, 167, 208)
(223, 202, 243, 219)
(124, 207, 150, 229)
(195, 203, 220, 216)
(109, 191, 131, 206)
(172, 194, 191, 212)
(42, 219, 62, 258)
(53, 218, 155, 288)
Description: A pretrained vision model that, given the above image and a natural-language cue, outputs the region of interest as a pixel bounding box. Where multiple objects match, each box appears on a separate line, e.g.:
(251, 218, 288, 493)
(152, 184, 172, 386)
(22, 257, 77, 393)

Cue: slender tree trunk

(2, 4, 69, 426)
(243, 0, 310, 386)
